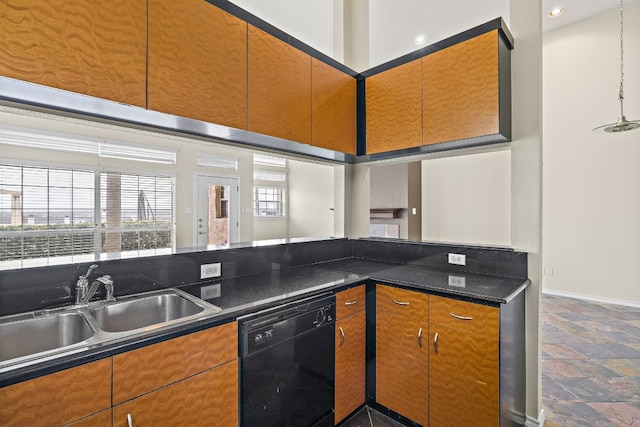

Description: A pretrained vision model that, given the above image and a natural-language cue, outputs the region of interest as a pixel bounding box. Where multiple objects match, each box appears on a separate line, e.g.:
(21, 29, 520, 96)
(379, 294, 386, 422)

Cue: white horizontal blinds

(197, 152, 238, 170)
(0, 164, 97, 268)
(0, 163, 174, 269)
(99, 141, 176, 164)
(253, 153, 286, 167)
(0, 124, 176, 164)
(253, 169, 286, 182)
(100, 172, 174, 255)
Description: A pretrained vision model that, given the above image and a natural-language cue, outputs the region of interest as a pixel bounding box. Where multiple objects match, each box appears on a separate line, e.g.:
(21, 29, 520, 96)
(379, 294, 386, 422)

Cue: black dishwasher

(239, 293, 336, 427)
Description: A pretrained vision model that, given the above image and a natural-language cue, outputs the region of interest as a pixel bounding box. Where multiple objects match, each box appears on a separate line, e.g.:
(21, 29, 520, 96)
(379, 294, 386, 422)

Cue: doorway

(195, 174, 239, 248)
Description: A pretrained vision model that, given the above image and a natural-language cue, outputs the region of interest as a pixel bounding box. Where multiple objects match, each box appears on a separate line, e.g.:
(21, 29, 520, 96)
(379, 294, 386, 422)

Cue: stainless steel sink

(89, 292, 206, 332)
(0, 288, 221, 373)
(0, 312, 95, 364)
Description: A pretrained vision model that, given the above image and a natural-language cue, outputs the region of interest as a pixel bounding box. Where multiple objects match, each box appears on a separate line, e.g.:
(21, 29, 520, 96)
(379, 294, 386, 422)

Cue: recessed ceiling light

(415, 35, 427, 45)
(549, 7, 565, 17)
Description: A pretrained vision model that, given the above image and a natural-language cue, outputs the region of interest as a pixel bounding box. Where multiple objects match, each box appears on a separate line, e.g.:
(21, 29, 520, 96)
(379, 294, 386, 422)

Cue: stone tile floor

(542, 294, 640, 426)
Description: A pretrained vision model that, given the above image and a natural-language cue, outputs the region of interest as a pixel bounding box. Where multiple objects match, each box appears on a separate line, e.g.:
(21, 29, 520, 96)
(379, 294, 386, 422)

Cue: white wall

(421, 149, 512, 246)
(368, 0, 509, 67)
(288, 160, 335, 238)
(228, 0, 336, 58)
(543, 2, 640, 306)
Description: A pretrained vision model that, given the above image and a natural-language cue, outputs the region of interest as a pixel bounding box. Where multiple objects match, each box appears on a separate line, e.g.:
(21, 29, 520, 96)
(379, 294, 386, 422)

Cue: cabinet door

(0, 0, 146, 107)
(365, 59, 422, 154)
(376, 309, 429, 426)
(248, 25, 311, 144)
(429, 325, 499, 427)
(113, 321, 238, 404)
(335, 310, 366, 424)
(422, 30, 499, 145)
(148, 0, 247, 130)
(113, 360, 238, 427)
(0, 358, 112, 427)
(311, 59, 356, 154)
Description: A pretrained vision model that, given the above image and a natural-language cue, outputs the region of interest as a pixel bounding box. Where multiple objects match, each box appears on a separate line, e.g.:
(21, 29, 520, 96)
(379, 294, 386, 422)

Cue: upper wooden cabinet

(248, 25, 312, 145)
(366, 59, 423, 154)
(148, 0, 247, 130)
(0, 0, 146, 107)
(311, 59, 357, 155)
(423, 30, 500, 145)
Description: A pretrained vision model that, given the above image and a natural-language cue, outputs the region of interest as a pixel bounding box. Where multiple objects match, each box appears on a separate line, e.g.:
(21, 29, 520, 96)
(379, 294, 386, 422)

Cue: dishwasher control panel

(239, 294, 336, 357)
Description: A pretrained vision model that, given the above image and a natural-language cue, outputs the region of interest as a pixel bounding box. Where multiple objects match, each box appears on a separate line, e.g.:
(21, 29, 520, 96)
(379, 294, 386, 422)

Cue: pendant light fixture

(593, 0, 640, 133)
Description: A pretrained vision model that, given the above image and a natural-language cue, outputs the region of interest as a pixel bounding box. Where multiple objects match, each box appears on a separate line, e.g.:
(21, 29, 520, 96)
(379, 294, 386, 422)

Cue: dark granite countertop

(0, 256, 528, 387)
(314, 258, 529, 304)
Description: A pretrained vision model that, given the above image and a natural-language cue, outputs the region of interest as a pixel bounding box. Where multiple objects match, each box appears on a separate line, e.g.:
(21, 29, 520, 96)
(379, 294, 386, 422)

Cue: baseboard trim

(525, 409, 545, 427)
(543, 289, 640, 309)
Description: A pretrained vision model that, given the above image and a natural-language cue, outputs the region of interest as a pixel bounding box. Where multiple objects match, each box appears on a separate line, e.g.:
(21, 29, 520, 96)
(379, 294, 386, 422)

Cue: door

(195, 175, 239, 248)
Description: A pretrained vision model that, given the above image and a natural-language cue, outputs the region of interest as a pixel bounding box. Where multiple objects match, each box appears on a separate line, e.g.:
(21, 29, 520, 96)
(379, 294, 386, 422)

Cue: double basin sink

(0, 288, 222, 373)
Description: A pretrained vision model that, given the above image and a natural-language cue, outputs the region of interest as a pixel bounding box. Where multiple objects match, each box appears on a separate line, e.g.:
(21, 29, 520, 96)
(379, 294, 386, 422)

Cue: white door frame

(194, 173, 240, 248)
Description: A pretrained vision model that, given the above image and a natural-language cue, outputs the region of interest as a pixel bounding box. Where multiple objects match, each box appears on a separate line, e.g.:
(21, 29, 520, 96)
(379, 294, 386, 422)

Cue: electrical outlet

(200, 262, 221, 279)
(201, 283, 221, 300)
(448, 253, 466, 266)
(448, 275, 466, 288)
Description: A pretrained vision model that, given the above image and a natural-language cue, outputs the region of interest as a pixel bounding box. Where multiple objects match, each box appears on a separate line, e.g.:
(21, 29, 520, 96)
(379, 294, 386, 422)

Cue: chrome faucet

(75, 265, 115, 305)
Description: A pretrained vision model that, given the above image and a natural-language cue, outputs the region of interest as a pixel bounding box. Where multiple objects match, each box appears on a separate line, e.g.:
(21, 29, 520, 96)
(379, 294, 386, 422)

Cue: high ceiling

(543, 0, 640, 32)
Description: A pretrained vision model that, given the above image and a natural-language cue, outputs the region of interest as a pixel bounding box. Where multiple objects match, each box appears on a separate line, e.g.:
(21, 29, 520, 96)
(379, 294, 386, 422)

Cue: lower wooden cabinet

(429, 325, 499, 427)
(376, 285, 429, 427)
(113, 360, 238, 427)
(335, 309, 366, 424)
(0, 358, 112, 427)
(112, 321, 239, 425)
(429, 295, 500, 427)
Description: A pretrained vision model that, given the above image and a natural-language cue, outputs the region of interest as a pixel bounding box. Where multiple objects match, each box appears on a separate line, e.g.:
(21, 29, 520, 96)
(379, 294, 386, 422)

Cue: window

(253, 154, 287, 218)
(0, 164, 174, 269)
(253, 187, 286, 217)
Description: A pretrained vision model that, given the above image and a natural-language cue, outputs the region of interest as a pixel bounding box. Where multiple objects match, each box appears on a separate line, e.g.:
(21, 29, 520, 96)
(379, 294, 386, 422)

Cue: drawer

(376, 284, 428, 320)
(429, 295, 499, 339)
(336, 285, 366, 319)
(113, 321, 238, 404)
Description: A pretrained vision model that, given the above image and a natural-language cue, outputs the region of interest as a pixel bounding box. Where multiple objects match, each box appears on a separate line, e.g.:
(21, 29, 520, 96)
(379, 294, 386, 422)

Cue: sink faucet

(75, 264, 115, 305)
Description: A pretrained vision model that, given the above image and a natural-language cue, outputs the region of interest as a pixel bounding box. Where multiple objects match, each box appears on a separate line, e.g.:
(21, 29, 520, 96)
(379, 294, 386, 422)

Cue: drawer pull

(392, 299, 410, 306)
(339, 326, 345, 347)
(434, 332, 439, 354)
(344, 300, 358, 306)
(449, 312, 474, 321)
(127, 414, 133, 427)
(417, 327, 423, 348)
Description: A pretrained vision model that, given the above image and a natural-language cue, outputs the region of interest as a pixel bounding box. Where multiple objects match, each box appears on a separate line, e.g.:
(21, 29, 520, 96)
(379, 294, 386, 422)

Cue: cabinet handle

(417, 327, 423, 348)
(449, 312, 474, 321)
(392, 299, 410, 306)
(339, 326, 345, 347)
(434, 332, 439, 354)
(344, 300, 357, 306)
(127, 414, 133, 427)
